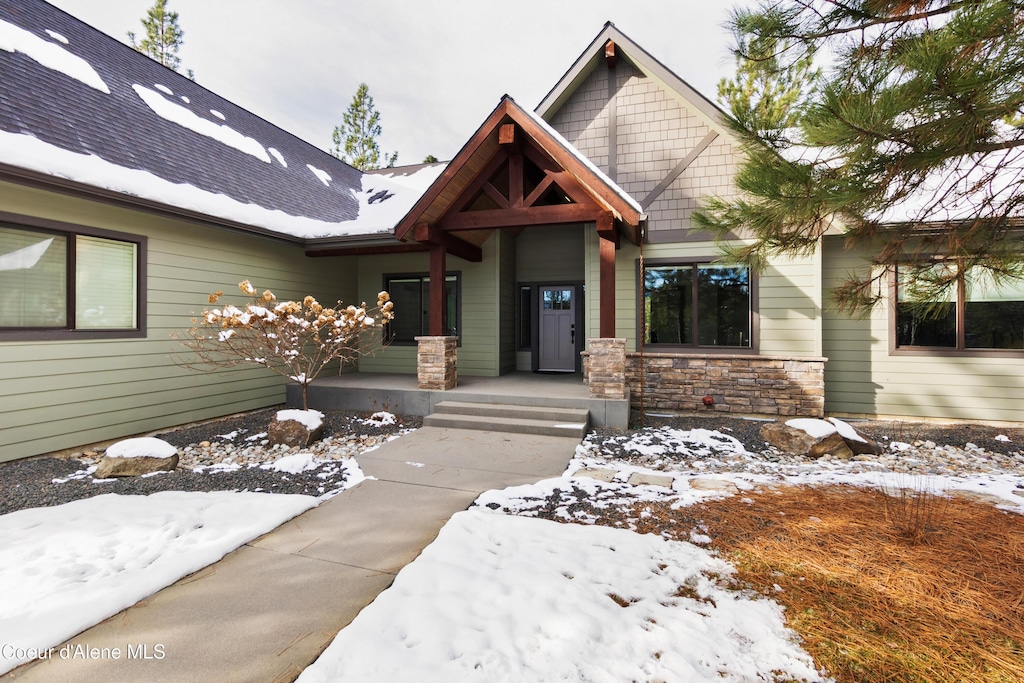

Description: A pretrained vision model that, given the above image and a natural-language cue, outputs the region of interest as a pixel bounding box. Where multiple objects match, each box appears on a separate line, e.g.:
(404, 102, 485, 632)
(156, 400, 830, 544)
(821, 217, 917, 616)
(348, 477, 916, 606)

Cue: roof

(536, 22, 732, 140)
(0, 0, 434, 242)
(394, 96, 643, 245)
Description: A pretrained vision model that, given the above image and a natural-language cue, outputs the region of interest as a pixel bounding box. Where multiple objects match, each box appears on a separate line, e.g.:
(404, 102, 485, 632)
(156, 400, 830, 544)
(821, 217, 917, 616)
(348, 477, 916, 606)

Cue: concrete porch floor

(287, 372, 630, 429)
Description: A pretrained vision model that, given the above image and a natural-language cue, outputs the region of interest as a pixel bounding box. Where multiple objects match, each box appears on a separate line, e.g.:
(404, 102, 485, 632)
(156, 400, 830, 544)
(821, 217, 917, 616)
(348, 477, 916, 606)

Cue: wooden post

(598, 214, 616, 338)
(429, 243, 446, 336)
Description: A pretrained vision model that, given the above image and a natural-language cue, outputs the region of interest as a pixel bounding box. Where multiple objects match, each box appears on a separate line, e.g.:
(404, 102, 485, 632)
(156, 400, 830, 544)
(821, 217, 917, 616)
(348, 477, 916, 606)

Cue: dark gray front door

(538, 286, 576, 371)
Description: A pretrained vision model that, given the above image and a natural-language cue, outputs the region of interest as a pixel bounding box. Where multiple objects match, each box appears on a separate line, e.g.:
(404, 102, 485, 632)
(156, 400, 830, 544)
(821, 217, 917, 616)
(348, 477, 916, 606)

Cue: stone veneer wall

(584, 352, 826, 417)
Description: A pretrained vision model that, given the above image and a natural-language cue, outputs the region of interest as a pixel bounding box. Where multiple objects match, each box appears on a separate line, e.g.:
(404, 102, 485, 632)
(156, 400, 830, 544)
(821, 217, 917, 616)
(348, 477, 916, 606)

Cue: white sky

(45, 0, 743, 164)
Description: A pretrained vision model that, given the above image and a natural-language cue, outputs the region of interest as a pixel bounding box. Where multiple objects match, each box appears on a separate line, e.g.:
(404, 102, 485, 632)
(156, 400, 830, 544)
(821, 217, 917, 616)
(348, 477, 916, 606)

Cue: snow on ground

(0, 491, 317, 675)
(297, 508, 824, 683)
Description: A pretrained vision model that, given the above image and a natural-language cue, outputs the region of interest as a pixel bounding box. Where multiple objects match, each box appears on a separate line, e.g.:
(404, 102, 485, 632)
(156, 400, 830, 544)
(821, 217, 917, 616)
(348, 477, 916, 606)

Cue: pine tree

(717, 32, 818, 130)
(694, 0, 1024, 313)
(423, 154, 439, 163)
(128, 0, 185, 73)
(331, 83, 399, 171)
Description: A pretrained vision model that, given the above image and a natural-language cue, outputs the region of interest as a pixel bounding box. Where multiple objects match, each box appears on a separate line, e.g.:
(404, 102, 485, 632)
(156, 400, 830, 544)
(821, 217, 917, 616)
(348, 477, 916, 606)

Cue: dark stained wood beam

(605, 40, 617, 69)
(521, 145, 598, 207)
(509, 152, 524, 209)
(444, 151, 509, 216)
(305, 243, 429, 257)
(481, 181, 510, 209)
(429, 243, 446, 336)
(523, 175, 554, 207)
(414, 222, 483, 262)
(598, 213, 616, 337)
(439, 204, 607, 231)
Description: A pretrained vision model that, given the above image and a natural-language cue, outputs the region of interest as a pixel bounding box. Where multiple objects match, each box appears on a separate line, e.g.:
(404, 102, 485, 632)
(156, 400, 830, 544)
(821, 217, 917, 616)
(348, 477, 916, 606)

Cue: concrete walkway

(5, 427, 578, 683)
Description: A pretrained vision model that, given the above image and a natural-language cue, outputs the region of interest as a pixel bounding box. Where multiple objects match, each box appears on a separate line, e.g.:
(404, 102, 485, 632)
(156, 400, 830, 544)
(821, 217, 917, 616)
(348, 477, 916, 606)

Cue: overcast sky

(46, 1, 744, 165)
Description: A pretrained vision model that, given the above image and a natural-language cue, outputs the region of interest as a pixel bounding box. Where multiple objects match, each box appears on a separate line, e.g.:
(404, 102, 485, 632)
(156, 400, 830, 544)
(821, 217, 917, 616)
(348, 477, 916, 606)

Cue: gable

(540, 25, 742, 240)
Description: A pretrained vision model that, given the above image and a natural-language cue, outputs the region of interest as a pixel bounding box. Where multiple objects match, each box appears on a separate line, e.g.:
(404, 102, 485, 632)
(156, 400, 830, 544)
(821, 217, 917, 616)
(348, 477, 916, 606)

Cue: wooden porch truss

(394, 96, 642, 340)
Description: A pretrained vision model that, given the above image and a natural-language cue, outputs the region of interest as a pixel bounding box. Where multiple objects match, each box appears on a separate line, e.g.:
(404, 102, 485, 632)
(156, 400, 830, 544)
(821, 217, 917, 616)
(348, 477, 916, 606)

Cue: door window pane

(0, 227, 67, 327)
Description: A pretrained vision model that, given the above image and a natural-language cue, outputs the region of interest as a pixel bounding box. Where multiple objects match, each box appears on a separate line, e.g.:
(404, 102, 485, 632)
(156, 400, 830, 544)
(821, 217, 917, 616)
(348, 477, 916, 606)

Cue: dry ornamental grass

(617, 486, 1024, 683)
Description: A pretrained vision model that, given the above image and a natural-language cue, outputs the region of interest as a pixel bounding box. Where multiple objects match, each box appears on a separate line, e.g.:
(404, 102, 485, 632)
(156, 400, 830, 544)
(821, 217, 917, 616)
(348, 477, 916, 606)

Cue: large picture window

(643, 262, 751, 348)
(383, 272, 460, 343)
(896, 264, 1024, 351)
(0, 222, 143, 338)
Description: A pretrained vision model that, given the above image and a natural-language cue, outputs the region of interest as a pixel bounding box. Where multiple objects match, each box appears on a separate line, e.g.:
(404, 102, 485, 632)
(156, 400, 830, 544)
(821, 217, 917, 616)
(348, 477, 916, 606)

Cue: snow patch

(307, 164, 331, 187)
(44, 29, 68, 44)
(154, 83, 173, 96)
(0, 18, 109, 93)
(298, 510, 821, 682)
(276, 409, 324, 431)
(210, 109, 225, 120)
(786, 418, 837, 439)
(132, 84, 271, 163)
(0, 491, 317, 674)
(105, 437, 177, 459)
(267, 452, 319, 474)
(268, 147, 287, 167)
(827, 417, 867, 443)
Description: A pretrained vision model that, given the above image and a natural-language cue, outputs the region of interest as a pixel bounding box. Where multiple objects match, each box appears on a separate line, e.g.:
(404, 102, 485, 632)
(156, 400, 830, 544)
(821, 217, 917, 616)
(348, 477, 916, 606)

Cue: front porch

(287, 371, 631, 430)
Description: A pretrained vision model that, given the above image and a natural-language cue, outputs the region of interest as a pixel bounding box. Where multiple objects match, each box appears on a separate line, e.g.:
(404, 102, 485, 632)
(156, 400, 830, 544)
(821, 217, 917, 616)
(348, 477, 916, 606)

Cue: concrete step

(432, 401, 589, 424)
(422, 412, 589, 439)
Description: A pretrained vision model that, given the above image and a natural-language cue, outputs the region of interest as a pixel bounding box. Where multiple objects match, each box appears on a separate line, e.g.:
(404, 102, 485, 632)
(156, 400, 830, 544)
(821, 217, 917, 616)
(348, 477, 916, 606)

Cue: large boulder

(759, 422, 818, 455)
(95, 437, 179, 478)
(760, 417, 882, 459)
(268, 409, 325, 448)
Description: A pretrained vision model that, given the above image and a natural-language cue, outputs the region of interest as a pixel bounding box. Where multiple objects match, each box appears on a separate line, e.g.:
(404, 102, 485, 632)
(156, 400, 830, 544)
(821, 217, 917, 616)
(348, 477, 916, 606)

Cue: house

(2, 1, 1022, 463)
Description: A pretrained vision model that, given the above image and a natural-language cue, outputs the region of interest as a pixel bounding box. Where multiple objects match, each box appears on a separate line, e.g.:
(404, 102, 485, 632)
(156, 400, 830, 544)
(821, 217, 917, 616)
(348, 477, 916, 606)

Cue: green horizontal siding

(0, 181, 356, 461)
(822, 234, 1024, 421)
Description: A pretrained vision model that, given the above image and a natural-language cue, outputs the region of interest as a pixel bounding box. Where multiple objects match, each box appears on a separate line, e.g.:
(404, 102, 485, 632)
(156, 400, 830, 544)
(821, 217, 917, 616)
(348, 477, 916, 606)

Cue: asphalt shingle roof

(0, 0, 384, 238)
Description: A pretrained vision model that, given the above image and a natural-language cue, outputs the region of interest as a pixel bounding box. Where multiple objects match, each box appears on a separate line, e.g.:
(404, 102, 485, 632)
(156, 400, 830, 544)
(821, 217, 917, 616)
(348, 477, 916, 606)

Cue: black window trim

(382, 270, 462, 346)
(0, 212, 147, 341)
(889, 263, 1024, 357)
(637, 256, 759, 354)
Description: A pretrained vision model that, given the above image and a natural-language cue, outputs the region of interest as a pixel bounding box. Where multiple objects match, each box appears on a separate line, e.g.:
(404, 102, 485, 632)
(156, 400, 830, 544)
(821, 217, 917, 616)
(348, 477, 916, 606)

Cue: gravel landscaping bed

(0, 407, 421, 516)
(5, 406, 1024, 518)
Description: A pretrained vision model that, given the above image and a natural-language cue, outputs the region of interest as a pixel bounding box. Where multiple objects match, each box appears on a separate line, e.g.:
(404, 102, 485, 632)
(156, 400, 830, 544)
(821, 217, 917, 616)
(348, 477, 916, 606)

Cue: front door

(538, 286, 576, 372)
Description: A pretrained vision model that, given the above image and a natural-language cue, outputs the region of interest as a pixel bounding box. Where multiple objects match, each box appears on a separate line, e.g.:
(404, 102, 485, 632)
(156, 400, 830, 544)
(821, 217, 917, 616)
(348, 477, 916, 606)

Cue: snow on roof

(0, 129, 428, 239)
(0, 17, 108, 93)
(521, 103, 643, 215)
(349, 164, 448, 232)
(133, 84, 272, 164)
(0, 0, 439, 242)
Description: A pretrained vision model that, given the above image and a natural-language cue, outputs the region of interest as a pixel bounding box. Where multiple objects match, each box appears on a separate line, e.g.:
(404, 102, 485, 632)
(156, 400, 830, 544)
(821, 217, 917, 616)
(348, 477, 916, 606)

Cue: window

(517, 285, 532, 350)
(896, 264, 1024, 351)
(643, 262, 751, 348)
(0, 221, 143, 339)
(383, 272, 460, 343)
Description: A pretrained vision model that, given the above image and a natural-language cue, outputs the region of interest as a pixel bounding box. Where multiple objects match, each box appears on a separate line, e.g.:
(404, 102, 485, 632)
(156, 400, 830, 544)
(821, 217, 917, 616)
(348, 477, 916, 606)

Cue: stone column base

(416, 336, 458, 390)
(586, 337, 626, 399)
